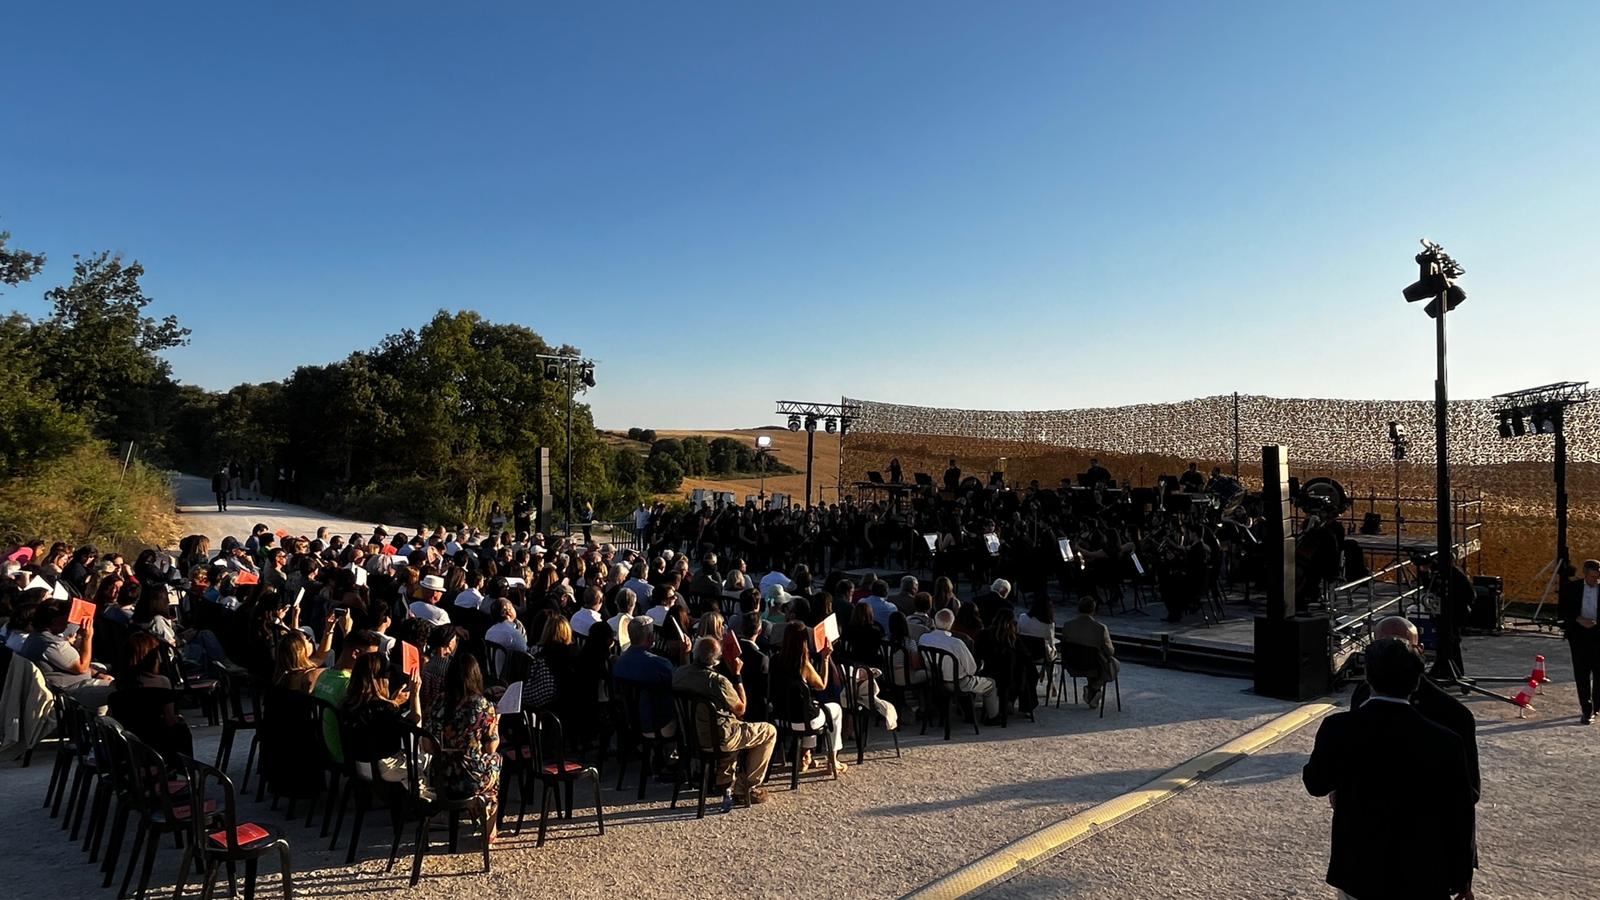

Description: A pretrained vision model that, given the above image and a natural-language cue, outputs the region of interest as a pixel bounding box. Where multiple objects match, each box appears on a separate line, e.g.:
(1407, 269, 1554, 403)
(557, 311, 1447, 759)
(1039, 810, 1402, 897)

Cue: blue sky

(4, 3, 1597, 429)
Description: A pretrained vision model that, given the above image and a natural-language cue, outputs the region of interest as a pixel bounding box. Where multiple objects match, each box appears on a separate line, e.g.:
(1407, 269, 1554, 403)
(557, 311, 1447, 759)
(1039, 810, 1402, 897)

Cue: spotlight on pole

(804, 415, 818, 433)
(824, 417, 837, 434)
(787, 415, 802, 432)
(1498, 412, 1514, 439)
(543, 362, 561, 381)
(756, 435, 772, 450)
(580, 363, 596, 388)
(1511, 410, 1527, 437)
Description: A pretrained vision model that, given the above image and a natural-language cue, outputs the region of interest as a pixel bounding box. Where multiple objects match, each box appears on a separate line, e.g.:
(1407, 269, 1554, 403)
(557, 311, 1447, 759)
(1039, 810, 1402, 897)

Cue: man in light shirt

(1559, 557, 1600, 725)
(646, 583, 676, 626)
(758, 566, 791, 596)
(571, 586, 605, 637)
(409, 575, 451, 625)
(606, 588, 639, 648)
(485, 599, 528, 654)
(452, 571, 486, 613)
(917, 608, 999, 721)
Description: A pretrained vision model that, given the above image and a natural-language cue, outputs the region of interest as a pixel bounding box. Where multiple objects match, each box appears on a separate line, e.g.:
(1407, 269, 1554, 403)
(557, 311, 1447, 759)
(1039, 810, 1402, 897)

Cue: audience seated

(672, 636, 776, 804)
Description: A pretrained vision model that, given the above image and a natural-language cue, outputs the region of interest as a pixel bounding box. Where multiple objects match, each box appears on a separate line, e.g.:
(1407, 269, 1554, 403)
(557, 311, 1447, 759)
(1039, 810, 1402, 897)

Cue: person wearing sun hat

(409, 573, 451, 625)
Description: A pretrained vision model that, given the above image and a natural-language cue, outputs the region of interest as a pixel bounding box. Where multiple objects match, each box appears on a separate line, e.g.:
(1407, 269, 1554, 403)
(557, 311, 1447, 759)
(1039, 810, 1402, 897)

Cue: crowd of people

(0, 518, 1122, 849)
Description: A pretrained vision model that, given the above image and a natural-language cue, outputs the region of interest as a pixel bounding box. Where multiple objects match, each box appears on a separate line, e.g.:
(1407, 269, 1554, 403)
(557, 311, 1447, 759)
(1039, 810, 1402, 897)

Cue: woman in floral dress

(430, 653, 502, 841)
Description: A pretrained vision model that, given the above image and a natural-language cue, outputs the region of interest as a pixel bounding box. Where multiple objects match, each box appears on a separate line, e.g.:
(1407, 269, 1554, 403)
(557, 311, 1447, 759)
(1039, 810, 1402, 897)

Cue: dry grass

(652, 428, 845, 504)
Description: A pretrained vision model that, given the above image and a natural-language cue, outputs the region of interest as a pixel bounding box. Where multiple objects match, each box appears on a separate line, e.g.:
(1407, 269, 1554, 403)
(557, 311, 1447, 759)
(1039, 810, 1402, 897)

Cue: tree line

(0, 220, 657, 535)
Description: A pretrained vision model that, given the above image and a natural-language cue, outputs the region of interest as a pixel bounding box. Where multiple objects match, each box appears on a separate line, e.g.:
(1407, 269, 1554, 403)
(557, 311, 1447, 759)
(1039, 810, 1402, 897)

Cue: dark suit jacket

(1558, 577, 1598, 634)
(974, 592, 1010, 628)
(1351, 677, 1480, 802)
(1303, 701, 1474, 900)
(888, 591, 918, 616)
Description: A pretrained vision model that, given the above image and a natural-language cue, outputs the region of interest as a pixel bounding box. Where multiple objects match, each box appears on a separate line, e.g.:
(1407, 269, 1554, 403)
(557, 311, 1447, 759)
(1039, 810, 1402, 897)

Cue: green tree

(707, 436, 741, 474)
(680, 435, 709, 477)
(34, 252, 190, 446)
(611, 445, 643, 488)
(645, 453, 684, 492)
(0, 227, 46, 290)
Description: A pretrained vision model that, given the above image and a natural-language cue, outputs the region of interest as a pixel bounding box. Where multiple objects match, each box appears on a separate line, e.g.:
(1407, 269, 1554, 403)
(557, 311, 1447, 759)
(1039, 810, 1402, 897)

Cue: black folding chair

(918, 645, 982, 740)
(173, 755, 294, 900)
(609, 678, 679, 801)
(670, 692, 747, 818)
(385, 721, 492, 887)
(1060, 643, 1123, 718)
(527, 710, 604, 846)
(767, 675, 834, 791)
(839, 662, 900, 765)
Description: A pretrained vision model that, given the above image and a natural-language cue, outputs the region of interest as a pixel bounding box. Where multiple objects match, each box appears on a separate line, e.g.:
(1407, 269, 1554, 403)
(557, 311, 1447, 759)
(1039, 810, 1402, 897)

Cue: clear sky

(4, 3, 1597, 430)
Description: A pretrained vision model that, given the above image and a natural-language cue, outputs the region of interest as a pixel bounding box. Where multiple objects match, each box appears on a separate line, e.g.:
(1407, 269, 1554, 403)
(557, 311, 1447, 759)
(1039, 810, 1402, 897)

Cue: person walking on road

(211, 464, 230, 512)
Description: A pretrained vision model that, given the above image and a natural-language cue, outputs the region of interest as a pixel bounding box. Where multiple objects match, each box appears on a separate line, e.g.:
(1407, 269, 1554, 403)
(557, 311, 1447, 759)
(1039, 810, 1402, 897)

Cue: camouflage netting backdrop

(841, 393, 1600, 601)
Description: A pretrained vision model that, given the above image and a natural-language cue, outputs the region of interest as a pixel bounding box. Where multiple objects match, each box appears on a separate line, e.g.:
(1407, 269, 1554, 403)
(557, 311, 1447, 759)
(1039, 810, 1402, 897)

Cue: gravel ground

(992, 632, 1598, 900)
(0, 662, 1298, 900)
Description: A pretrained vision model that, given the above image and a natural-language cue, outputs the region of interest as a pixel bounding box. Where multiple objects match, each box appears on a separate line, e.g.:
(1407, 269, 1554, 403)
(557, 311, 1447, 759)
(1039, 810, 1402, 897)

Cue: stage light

(838, 419, 849, 435)
(580, 363, 596, 388)
(1537, 407, 1559, 435)
(1498, 413, 1514, 439)
(824, 417, 837, 434)
(1403, 256, 1449, 303)
(1388, 421, 1406, 442)
(756, 435, 772, 450)
(543, 362, 561, 381)
(787, 415, 801, 432)
(1423, 283, 1467, 318)
(804, 415, 818, 433)
(1511, 410, 1527, 437)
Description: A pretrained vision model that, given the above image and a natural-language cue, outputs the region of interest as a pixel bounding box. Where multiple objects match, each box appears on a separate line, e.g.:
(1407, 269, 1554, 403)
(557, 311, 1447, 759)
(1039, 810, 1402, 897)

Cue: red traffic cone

(1513, 678, 1538, 717)
(1531, 655, 1550, 685)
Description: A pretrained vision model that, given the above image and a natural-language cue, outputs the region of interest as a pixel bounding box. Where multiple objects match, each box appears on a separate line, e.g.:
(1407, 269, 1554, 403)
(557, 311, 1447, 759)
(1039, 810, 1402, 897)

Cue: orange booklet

(68, 598, 96, 628)
(401, 642, 422, 677)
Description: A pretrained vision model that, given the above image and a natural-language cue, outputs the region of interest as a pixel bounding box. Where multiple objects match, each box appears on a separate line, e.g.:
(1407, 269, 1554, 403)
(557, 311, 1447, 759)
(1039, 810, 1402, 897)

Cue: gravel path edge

(904, 700, 1339, 900)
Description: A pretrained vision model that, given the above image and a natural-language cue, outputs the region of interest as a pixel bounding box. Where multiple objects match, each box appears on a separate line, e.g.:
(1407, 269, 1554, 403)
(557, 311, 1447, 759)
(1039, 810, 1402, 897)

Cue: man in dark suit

(1061, 597, 1119, 708)
(1083, 458, 1112, 487)
(689, 552, 724, 601)
(888, 575, 920, 616)
(1350, 617, 1480, 799)
(1304, 638, 1475, 900)
(943, 459, 962, 494)
(1558, 558, 1600, 724)
(973, 578, 1013, 628)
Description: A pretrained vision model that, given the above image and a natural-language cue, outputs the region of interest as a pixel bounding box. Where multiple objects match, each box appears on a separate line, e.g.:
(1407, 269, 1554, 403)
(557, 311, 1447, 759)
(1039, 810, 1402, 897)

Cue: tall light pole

(755, 434, 773, 506)
(1401, 238, 1466, 675)
(775, 400, 858, 508)
(540, 353, 596, 537)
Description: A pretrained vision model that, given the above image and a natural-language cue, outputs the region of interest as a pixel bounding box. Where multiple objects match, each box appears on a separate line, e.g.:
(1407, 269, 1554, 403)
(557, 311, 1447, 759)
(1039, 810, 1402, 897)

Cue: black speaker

(1360, 512, 1383, 535)
(1469, 575, 1503, 629)
(532, 448, 554, 536)
(1254, 615, 1332, 700)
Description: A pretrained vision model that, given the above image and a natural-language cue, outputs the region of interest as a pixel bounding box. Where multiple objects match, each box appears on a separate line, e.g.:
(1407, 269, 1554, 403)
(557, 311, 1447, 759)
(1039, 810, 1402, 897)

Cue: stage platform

(1088, 579, 1417, 676)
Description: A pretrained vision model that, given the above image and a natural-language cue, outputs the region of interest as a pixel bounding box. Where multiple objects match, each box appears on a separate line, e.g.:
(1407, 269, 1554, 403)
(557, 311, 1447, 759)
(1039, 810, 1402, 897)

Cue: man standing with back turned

(1303, 638, 1475, 900)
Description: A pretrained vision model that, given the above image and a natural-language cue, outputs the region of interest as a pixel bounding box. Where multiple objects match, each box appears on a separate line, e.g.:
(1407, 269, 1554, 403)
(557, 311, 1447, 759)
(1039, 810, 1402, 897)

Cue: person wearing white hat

(409, 574, 451, 625)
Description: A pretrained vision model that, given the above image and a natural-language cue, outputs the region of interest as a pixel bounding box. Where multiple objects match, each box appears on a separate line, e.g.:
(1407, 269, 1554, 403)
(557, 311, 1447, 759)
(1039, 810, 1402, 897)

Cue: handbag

(521, 653, 558, 708)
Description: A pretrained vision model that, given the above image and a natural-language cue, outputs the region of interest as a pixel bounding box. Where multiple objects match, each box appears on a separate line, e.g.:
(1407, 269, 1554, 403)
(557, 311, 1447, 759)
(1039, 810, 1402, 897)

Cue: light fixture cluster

(786, 414, 846, 434)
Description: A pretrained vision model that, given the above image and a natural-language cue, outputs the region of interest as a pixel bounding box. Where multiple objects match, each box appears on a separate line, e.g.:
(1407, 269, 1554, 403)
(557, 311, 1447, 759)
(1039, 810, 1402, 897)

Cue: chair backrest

(1018, 635, 1049, 665)
(766, 665, 818, 727)
(671, 692, 717, 758)
(178, 755, 244, 852)
(483, 642, 510, 685)
(396, 720, 441, 806)
(879, 640, 912, 686)
(259, 686, 326, 797)
(526, 709, 570, 771)
(310, 696, 346, 773)
(94, 615, 132, 678)
(1059, 642, 1102, 678)
(95, 715, 134, 795)
(918, 645, 959, 692)
(122, 732, 182, 822)
(838, 662, 868, 711)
